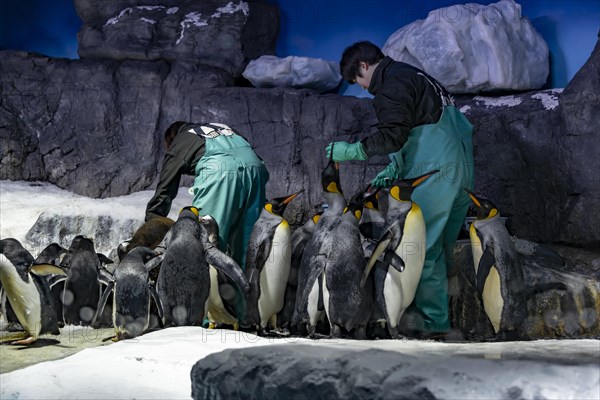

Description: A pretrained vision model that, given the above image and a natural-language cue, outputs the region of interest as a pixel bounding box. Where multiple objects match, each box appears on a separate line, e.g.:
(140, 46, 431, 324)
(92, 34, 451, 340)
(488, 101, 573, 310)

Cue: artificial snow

(243, 55, 342, 93)
(382, 0, 549, 93)
(532, 89, 563, 111)
(1, 327, 598, 400)
(0, 180, 191, 256)
(473, 94, 524, 108)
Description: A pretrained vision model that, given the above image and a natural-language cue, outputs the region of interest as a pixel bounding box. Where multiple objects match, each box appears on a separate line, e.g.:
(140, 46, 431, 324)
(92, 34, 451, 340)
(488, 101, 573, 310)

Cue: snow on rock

(382, 0, 549, 94)
(532, 88, 563, 110)
(0, 181, 192, 257)
(472, 94, 524, 108)
(243, 55, 342, 93)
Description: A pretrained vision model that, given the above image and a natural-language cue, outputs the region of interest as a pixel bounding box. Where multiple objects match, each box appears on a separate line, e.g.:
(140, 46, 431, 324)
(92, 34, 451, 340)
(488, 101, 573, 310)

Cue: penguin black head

(390, 169, 439, 202)
(265, 189, 304, 216)
(343, 188, 366, 221)
(0, 238, 34, 268)
(464, 189, 500, 220)
(199, 215, 219, 244)
(362, 185, 381, 211)
(178, 206, 200, 220)
(322, 143, 343, 195)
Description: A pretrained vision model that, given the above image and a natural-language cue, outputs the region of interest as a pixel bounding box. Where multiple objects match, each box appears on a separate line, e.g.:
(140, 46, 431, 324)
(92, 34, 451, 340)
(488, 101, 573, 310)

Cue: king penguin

(278, 210, 322, 333)
(292, 151, 345, 336)
(361, 170, 439, 339)
(203, 215, 243, 330)
(61, 236, 103, 326)
(321, 188, 374, 339)
(93, 246, 164, 341)
(245, 189, 303, 334)
(157, 207, 249, 327)
(0, 238, 66, 344)
(465, 189, 527, 339)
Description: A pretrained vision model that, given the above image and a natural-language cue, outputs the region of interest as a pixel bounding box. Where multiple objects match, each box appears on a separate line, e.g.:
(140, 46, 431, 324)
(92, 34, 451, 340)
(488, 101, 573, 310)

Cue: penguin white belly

(482, 266, 503, 333)
(307, 277, 322, 326)
(322, 270, 330, 322)
(384, 208, 426, 327)
(257, 225, 291, 326)
(0, 256, 42, 339)
(207, 266, 237, 326)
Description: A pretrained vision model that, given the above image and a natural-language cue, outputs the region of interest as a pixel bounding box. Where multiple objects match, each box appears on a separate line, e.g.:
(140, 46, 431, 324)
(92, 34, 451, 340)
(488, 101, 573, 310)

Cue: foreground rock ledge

(190, 343, 599, 400)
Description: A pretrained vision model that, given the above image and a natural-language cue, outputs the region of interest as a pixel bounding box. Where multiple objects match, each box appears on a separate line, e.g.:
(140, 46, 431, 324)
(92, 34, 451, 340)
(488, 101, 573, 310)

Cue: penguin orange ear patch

(390, 186, 401, 201)
(265, 203, 274, 213)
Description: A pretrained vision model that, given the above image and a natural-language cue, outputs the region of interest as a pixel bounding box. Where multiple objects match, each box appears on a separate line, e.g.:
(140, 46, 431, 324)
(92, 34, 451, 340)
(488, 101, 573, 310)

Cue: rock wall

(75, 0, 279, 76)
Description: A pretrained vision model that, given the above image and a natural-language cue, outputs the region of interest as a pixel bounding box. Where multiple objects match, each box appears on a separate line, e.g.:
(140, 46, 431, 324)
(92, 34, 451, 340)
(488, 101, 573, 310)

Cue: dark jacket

(360, 56, 454, 157)
(145, 130, 205, 220)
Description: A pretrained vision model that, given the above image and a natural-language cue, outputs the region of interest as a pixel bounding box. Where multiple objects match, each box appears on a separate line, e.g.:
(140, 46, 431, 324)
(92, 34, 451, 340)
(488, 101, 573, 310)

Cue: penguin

(92, 246, 164, 341)
(277, 210, 322, 333)
(465, 189, 527, 339)
(321, 189, 374, 339)
(356, 186, 389, 338)
(361, 170, 439, 339)
(34, 243, 67, 265)
(157, 207, 250, 327)
(61, 236, 103, 326)
(292, 152, 344, 336)
(0, 238, 66, 344)
(33, 243, 68, 328)
(244, 189, 303, 334)
(203, 216, 241, 330)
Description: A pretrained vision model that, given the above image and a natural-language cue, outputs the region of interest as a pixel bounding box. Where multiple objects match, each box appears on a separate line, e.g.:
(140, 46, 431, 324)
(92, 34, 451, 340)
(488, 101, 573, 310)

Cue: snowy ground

(1, 181, 599, 399)
(1, 327, 599, 400)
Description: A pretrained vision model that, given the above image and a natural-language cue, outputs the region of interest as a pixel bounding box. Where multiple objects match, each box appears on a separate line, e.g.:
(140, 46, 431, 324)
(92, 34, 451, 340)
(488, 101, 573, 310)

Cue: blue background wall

(1, 0, 598, 97)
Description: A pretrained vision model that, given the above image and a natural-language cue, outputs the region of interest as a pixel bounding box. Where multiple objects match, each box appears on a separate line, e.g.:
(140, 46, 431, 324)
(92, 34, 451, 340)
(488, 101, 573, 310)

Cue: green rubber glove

(325, 141, 368, 162)
(371, 152, 403, 188)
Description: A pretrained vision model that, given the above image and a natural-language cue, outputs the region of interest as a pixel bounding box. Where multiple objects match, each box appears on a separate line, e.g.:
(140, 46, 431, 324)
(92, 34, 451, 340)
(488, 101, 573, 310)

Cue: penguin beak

(409, 169, 440, 187)
(464, 188, 482, 208)
(282, 189, 304, 205)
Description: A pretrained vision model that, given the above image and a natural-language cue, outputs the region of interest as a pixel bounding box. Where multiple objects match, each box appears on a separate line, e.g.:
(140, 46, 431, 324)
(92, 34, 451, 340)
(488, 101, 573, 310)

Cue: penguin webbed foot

(11, 336, 36, 345)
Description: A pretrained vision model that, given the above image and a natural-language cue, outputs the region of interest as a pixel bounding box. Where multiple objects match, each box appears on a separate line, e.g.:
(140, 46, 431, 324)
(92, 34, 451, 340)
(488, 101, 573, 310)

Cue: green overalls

(190, 124, 269, 270)
(398, 106, 474, 333)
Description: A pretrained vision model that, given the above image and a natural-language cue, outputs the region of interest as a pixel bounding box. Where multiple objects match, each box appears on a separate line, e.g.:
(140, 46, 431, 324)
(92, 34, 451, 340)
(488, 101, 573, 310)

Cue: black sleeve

(360, 75, 417, 158)
(145, 151, 187, 221)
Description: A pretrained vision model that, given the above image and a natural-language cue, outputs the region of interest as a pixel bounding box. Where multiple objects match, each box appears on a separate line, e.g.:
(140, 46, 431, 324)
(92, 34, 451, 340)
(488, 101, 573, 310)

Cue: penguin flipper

(382, 250, 405, 273)
(96, 253, 114, 265)
(476, 246, 496, 294)
(30, 264, 67, 277)
(205, 246, 249, 295)
(297, 255, 326, 314)
(317, 274, 324, 312)
(144, 253, 164, 272)
(362, 231, 393, 287)
(97, 267, 114, 287)
(149, 283, 164, 323)
(91, 281, 114, 328)
(512, 237, 565, 266)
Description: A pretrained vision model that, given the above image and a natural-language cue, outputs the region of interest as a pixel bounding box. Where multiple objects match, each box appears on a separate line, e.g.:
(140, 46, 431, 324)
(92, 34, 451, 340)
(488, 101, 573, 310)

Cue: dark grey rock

(190, 344, 600, 399)
(75, 0, 279, 76)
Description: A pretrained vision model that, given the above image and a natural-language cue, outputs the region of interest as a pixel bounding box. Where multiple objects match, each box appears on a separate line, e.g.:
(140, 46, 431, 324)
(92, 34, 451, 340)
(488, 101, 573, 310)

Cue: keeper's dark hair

(164, 121, 188, 149)
(340, 41, 385, 83)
